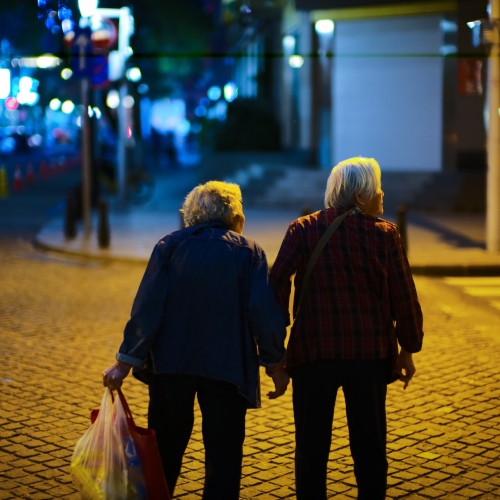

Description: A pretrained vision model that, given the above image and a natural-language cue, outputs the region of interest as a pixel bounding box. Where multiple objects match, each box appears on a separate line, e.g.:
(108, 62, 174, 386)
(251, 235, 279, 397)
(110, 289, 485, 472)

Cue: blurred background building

(0, 0, 491, 212)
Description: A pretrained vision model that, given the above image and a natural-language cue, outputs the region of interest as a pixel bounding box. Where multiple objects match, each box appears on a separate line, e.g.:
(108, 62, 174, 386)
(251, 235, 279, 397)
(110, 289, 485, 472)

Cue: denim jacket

(116, 223, 287, 408)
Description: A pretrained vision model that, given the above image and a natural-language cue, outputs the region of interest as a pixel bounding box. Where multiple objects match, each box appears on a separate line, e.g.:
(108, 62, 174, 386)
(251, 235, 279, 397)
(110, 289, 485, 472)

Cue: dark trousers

(148, 373, 247, 500)
(292, 359, 388, 500)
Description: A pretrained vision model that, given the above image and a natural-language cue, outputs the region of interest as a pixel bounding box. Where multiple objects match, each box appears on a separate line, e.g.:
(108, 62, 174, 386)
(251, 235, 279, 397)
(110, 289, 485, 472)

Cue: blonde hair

(324, 157, 381, 209)
(181, 181, 243, 227)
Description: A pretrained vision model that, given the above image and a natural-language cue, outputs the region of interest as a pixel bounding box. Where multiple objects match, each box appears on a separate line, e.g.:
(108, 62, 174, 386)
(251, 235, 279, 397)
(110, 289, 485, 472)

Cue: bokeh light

(5, 97, 18, 110)
(0, 69, 11, 99)
(106, 90, 120, 109)
(122, 95, 135, 109)
(49, 98, 62, 111)
(61, 68, 73, 80)
(207, 86, 222, 101)
(126, 68, 142, 83)
(315, 19, 334, 35)
(61, 100, 75, 114)
(223, 82, 238, 102)
(288, 55, 304, 68)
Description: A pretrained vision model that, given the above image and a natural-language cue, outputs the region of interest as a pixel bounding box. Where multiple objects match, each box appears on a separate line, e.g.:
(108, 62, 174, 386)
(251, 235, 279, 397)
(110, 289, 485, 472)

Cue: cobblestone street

(1, 238, 500, 499)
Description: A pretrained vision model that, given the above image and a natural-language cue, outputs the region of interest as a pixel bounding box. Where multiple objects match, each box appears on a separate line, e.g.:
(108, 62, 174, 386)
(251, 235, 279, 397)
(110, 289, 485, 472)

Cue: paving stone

(3, 244, 500, 498)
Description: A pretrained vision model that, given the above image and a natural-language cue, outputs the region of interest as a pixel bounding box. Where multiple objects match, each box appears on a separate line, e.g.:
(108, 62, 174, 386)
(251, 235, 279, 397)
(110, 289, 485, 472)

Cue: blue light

(200, 97, 210, 107)
(195, 106, 207, 117)
(62, 19, 74, 34)
(223, 82, 238, 103)
(207, 86, 222, 101)
(45, 17, 55, 29)
(58, 7, 72, 20)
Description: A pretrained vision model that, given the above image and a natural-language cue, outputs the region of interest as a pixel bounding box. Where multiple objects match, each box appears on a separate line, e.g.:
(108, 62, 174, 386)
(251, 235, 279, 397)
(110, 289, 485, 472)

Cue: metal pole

(487, 0, 500, 252)
(116, 6, 132, 203)
(81, 77, 92, 239)
(117, 80, 127, 202)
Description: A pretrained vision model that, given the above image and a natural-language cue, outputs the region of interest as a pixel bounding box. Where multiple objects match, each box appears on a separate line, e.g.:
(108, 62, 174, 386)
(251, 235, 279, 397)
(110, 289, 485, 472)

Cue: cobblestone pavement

(1, 239, 500, 499)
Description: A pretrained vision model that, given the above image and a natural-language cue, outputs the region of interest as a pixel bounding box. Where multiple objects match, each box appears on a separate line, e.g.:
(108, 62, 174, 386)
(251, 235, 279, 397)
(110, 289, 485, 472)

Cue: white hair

(324, 157, 381, 209)
(181, 180, 243, 227)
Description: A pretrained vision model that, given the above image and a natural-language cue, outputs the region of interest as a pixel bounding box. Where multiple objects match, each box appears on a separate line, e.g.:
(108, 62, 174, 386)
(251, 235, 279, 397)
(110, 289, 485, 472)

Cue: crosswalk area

(443, 276, 500, 311)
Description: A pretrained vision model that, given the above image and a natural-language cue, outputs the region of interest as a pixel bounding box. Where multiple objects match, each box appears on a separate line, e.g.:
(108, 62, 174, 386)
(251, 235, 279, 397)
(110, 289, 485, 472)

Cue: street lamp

(92, 6, 135, 203)
(78, 0, 99, 19)
(314, 19, 334, 168)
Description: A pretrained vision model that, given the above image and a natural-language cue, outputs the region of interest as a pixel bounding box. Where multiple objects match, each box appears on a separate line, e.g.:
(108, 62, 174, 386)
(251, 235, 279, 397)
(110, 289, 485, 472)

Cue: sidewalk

(35, 170, 500, 276)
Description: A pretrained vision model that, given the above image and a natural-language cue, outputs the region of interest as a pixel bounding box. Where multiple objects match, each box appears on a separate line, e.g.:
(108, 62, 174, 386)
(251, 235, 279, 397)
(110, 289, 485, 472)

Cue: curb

(33, 237, 150, 265)
(410, 265, 500, 277)
(35, 236, 500, 277)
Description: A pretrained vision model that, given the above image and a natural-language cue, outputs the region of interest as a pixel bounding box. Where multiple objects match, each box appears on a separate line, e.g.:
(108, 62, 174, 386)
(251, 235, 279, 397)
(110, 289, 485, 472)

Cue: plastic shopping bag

(71, 388, 147, 499)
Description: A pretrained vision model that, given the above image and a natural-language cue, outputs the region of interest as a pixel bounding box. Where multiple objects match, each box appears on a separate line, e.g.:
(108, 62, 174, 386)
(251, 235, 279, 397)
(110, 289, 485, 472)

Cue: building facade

(279, 0, 488, 171)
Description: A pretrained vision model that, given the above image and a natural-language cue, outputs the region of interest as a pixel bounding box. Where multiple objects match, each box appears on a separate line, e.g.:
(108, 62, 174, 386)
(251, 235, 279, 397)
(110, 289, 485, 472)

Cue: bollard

(13, 164, 23, 191)
(0, 167, 8, 198)
(179, 206, 185, 229)
(397, 204, 408, 254)
(64, 194, 77, 240)
(98, 199, 110, 249)
(26, 162, 35, 185)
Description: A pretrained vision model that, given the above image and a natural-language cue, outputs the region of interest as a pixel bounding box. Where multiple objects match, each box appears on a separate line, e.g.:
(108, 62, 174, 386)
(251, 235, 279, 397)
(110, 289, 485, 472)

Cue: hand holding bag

(71, 388, 170, 500)
(71, 387, 147, 499)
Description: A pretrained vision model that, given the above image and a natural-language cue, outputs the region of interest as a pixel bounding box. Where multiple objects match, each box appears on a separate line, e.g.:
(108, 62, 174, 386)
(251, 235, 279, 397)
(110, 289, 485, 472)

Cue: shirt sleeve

(386, 226, 424, 353)
(269, 221, 302, 324)
(247, 247, 288, 367)
(116, 242, 169, 367)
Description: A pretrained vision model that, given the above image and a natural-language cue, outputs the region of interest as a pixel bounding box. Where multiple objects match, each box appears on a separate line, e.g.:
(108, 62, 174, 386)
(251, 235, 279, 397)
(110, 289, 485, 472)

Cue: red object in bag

(91, 389, 171, 500)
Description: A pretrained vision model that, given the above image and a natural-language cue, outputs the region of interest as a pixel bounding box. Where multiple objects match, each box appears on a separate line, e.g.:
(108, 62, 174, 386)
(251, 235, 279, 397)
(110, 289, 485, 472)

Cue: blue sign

(71, 27, 93, 78)
(91, 55, 109, 88)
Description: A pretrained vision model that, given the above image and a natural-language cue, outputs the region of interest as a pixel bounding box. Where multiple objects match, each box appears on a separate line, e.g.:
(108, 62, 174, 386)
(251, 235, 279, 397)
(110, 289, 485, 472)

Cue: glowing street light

(61, 68, 73, 80)
(0, 69, 11, 99)
(224, 82, 238, 102)
(282, 35, 296, 56)
(126, 67, 141, 82)
(315, 19, 334, 35)
(288, 55, 304, 68)
(106, 89, 120, 109)
(78, 0, 99, 18)
(36, 54, 61, 69)
(49, 98, 62, 110)
(61, 100, 75, 114)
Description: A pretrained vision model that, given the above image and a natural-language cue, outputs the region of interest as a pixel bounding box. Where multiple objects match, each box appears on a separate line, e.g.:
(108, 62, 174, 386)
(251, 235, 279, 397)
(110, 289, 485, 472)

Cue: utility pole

(487, 0, 500, 252)
(97, 6, 134, 203)
(81, 78, 92, 239)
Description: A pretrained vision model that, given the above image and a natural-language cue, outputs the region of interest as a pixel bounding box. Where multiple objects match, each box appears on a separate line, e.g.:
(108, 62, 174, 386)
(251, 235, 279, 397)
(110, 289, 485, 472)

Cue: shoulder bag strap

(294, 209, 353, 320)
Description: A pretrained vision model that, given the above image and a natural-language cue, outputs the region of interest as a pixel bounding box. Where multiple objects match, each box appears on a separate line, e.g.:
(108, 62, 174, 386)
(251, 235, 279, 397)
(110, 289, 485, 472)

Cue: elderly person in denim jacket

(103, 181, 289, 500)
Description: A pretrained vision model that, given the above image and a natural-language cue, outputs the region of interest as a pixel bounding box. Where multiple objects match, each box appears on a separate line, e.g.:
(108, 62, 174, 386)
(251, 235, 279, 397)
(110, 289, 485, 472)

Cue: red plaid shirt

(270, 207, 423, 370)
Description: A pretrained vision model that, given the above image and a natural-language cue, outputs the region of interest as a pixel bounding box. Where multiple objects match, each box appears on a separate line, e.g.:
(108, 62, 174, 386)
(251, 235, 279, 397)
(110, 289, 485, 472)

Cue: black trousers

(292, 359, 389, 500)
(148, 373, 247, 500)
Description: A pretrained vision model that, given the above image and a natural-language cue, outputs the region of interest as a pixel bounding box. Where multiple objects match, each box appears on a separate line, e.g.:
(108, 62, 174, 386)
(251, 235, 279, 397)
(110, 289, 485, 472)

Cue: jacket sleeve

(116, 241, 169, 367)
(269, 221, 302, 325)
(387, 226, 424, 353)
(247, 247, 288, 367)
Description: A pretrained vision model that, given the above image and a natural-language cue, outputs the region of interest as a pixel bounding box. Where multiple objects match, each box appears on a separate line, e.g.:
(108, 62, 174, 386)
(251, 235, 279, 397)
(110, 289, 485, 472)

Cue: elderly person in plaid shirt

(270, 157, 423, 500)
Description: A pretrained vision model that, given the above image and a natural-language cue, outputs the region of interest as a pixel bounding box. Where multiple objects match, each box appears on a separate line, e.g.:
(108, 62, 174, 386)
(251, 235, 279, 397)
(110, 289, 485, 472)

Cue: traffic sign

(91, 55, 109, 89)
(71, 27, 93, 78)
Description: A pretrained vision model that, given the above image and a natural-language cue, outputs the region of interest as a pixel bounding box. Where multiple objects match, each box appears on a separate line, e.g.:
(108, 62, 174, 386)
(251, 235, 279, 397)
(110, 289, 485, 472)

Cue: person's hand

(398, 349, 416, 390)
(266, 365, 290, 399)
(102, 361, 132, 391)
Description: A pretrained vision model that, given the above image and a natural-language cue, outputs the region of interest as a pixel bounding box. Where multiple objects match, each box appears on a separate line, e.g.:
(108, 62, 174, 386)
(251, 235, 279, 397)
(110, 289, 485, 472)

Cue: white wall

(333, 15, 444, 171)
